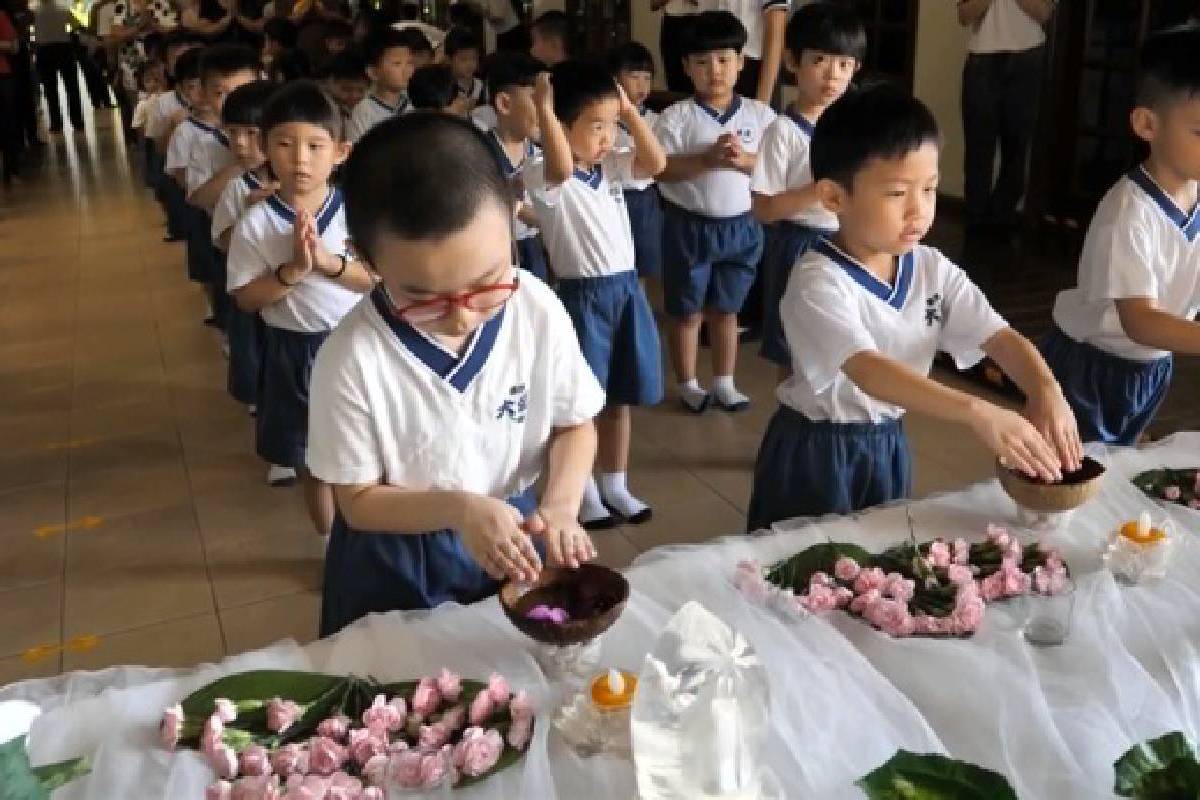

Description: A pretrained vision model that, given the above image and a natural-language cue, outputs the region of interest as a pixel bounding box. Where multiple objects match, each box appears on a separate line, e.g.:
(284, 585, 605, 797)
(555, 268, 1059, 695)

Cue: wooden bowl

(500, 564, 630, 646)
(996, 456, 1106, 513)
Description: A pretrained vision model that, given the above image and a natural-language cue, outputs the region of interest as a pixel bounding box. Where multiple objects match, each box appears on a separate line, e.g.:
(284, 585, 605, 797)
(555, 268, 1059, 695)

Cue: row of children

(135, 2, 1200, 636)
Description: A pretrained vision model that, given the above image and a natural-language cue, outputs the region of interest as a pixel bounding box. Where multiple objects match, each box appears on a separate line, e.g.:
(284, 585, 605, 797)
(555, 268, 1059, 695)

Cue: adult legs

(992, 46, 1045, 228)
(961, 52, 1001, 229)
(36, 45, 64, 131)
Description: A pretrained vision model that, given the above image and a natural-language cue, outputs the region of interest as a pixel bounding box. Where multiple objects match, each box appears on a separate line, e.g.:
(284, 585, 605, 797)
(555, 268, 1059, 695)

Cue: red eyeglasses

(382, 271, 521, 324)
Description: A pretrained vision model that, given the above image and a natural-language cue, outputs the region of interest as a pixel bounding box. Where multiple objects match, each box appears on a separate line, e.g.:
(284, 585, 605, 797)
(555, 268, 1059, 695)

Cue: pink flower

(419, 722, 452, 750)
(214, 698, 238, 724)
(160, 703, 184, 750)
(952, 591, 985, 633)
(508, 715, 534, 750)
(911, 614, 941, 636)
(883, 573, 915, 603)
(362, 789, 384, 800)
(1164, 485, 1182, 501)
(799, 584, 840, 613)
(833, 557, 860, 582)
(412, 678, 442, 717)
(979, 572, 1004, 602)
(987, 524, 1010, 545)
(201, 713, 224, 756)
(420, 749, 450, 788)
(439, 704, 467, 732)
(231, 775, 281, 800)
(269, 744, 309, 777)
(238, 744, 271, 777)
(834, 587, 854, 607)
(436, 669, 463, 703)
(508, 690, 534, 722)
(209, 743, 239, 780)
(206, 781, 232, 800)
(326, 771, 363, 800)
(1000, 565, 1030, 596)
(946, 564, 974, 586)
(952, 538, 970, 565)
(308, 736, 347, 776)
(316, 714, 351, 741)
(862, 598, 914, 637)
(853, 567, 887, 594)
(849, 588, 881, 614)
(928, 541, 951, 568)
(454, 727, 504, 778)
(283, 775, 328, 800)
(809, 571, 832, 588)
(362, 694, 403, 732)
(348, 726, 388, 766)
(486, 673, 512, 705)
(469, 688, 496, 726)
(389, 749, 423, 788)
(362, 753, 389, 787)
(265, 698, 302, 735)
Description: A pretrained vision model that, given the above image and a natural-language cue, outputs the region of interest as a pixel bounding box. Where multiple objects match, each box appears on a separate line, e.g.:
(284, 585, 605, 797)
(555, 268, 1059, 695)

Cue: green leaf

(0, 736, 91, 800)
(1132, 469, 1200, 507)
(856, 750, 1018, 800)
(764, 542, 873, 593)
(1114, 731, 1200, 798)
(30, 757, 92, 792)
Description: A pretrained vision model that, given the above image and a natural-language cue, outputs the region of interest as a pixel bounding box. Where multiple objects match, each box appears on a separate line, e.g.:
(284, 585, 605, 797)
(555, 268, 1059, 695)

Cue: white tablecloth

(5, 434, 1200, 799)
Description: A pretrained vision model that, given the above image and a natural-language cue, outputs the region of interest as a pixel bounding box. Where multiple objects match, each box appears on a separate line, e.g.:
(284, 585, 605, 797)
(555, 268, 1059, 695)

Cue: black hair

(608, 41, 655, 76)
(785, 2, 867, 63)
(322, 48, 369, 82)
(322, 19, 354, 41)
(484, 51, 542, 103)
(443, 26, 480, 57)
(221, 80, 278, 127)
(270, 49, 313, 82)
(162, 29, 204, 53)
(260, 79, 343, 140)
(343, 113, 513, 258)
(397, 1, 419, 20)
(811, 82, 940, 188)
(681, 10, 747, 58)
(1136, 23, 1200, 110)
(199, 43, 261, 84)
(263, 17, 299, 49)
(173, 47, 203, 83)
(399, 26, 435, 58)
(363, 26, 415, 66)
(550, 60, 619, 126)
(532, 10, 571, 48)
(448, 3, 483, 29)
(408, 64, 460, 111)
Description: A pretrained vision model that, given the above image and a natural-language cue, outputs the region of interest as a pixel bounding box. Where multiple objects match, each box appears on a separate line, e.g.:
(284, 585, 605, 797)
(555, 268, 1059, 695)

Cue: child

(226, 81, 376, 537)
(309, 113, 603, 635)
(443, 25, 484, 109)
(1043, 24, 1200, 446)
(157, 47, 204, 244)
(346, 26, 416, 143)
(408, 64, 471, 115)
(133, 60, 167, 186)
(745, 84, 1081, 532)
(529, 10, 571, 68)
(609, 41, 664, 284)
(655, 11, 776, 413)
(751, 3, 864, 372)
(480, 52, 548, 281)
(321, 48, 369, 126)
(526, 62, 667, 529)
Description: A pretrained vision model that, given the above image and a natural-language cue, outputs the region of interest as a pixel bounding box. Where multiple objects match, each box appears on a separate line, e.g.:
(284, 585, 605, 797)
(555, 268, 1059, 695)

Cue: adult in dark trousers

(0, 1, 21, 183)
(6, 0, 42, 153)
(34, 0, 85, 132)
(654, 0, 699, 93)
(958, 0, 1055, 235)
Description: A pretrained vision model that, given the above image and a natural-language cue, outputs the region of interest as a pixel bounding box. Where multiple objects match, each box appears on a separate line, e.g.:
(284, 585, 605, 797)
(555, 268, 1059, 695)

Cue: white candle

(1138, 511, 1152, 538)
(711, 696, 741, 793)
(606, 668, 624, 696)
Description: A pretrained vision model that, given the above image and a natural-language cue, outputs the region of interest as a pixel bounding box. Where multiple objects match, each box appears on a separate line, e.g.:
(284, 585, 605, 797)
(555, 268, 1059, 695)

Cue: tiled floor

(1, 109, 1196, 689)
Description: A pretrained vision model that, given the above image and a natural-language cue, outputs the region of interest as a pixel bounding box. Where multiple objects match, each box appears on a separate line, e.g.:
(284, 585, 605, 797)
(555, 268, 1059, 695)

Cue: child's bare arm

(1117, 297, 1200, 355)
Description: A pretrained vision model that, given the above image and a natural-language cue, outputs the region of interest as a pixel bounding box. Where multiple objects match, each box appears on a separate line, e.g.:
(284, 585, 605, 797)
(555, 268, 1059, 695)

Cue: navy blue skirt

(661, 202, 763, 317)
(746, 405, 912, 533)
(227, 305, 265, 406)
(256, 326, 329, 469)
(1040, 326, 1172, 446)
(760, 222, 832, 366)
(320, 490, 538, 637)
(624, 185, 664, 279)
(516, 236, 549, 283)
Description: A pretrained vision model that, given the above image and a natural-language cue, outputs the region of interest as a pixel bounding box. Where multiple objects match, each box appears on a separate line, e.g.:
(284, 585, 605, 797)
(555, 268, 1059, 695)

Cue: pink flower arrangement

(266, 699, 304, 735)
(454, 727, 504, 777)
(316, 715, 350, 742)
(436, 668, 462, 703)
(161, 703, 185, 750)
(1164, 485, 1182, 501)
(411, 679, 441, 718)
(238, 744, 272, 777)
(468, 688, 496, 726)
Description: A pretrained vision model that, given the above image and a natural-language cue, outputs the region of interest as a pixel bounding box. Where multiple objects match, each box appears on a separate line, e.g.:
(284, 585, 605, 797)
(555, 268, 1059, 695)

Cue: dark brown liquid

(1013, 456, 1105, 486)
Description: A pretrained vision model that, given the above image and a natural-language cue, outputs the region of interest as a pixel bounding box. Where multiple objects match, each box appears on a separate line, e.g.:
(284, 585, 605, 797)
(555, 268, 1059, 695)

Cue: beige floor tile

(0, 482, 67, 539)
(62, 613, 224, 672)
(590, 529, 641, 570)
(0, 583, 63, 659)
(205, 532, 325, 609)
(0, 517, 65, 591)
(67, 459, 191, 520)
(64, 503, 205, 574)
(220, 591, 322, 656)
(193, 485, 314, 542)
(0, 653, 62, 686)
(63, 564, 215, 639)
(69, 396, 176, 441)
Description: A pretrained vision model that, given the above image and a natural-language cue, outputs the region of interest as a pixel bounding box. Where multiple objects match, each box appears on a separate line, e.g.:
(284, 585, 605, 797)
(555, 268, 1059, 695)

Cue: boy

(655, 11, 776, 413)
(1043, 24, 1200, 446)
(155, 46, 204, 244)
(609, 41, 663, 284)
(226, 81, 376, 538)
(751, 3, 864, 371)
(745, 84, 1081, 532)
(443, 25, 484, 108)
(530, 10, 570, 68)
(346, 26, 416, 143)
(408, 64, 472, 115)
(321, 48, 369, 126)
(309, 113, 603, 635)
(481, 52, 548, 281)
(527, 62, 667, 530)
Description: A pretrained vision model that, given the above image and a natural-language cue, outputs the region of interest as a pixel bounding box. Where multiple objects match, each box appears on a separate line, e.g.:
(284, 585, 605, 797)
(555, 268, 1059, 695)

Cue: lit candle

(606, 668, 624, 696)
(1138, 511, 1152, 539)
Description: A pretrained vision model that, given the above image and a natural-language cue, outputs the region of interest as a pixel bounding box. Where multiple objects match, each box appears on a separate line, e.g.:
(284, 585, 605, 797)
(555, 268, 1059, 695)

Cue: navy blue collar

(1128, 166, 1200, 242)
(188, 115, 229, 147)
(265, 187, 343, 234)
(370, 285, 507, 392)
(573, 164, 603, 190)
(174, 89, 190, 112)
(694, 95, 742, 126)
(370, 94, 407, 114)
(785, 109, 815, 138)
(815, 238, 914, 310)
(242, 171, 262, 190)
(487, 130, 534, 176)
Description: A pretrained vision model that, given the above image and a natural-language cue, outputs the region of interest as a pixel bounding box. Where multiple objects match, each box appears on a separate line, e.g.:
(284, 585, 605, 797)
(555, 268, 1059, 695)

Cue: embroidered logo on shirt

(738, 126, 754, 144)
(495, 384, 528, 423)
(925, 293, 943, 327)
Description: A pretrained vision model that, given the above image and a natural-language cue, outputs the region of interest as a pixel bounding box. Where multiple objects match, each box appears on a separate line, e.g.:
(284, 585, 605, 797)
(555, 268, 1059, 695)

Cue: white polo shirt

(1052, 168, 1200, 362)
(185, 130, 234, 196)
(306, 274, 605, 500)
(968, 0, 1049, 54)
(615, 108, 658, 192)
(165, 116, 215, 174)
(655, 95, 777, 218)
(778, 240, 1008, 423)
(525, 151, 638, 280)
(146, 90, 187, 141)
(484, 129, 541, 242)
(347, 94, 410, 143)
(471, 104, 498, 132)
(750, 109, 838, 231)
(459, 77, 486, 105)
(212, 170, 266, 247)
(226, 188, 364, 333)
(711, 0, 789, 61)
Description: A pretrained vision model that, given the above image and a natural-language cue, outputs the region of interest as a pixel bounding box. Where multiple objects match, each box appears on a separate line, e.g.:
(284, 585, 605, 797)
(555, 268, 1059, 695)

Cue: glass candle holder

(1022, 577, 1076, 647)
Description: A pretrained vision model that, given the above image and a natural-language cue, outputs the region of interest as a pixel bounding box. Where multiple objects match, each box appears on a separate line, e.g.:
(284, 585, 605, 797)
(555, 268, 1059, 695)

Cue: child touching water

(309, 113, 605, 636)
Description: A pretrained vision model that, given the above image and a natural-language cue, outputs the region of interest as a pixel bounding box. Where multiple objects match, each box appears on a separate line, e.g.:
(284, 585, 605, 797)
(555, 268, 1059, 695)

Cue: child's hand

(703, 140, 728, 169)
(969, 403, 1063, 483)
(458, 495, 543, 582)
(615, 83, 638, 119)
(246, 180, 279, 205)
(292, 211, 316, 278)
(1025, 386, 1084, 474)
(533, 72, 554, 110)
(523, 506, 596, 569)
(718, 133, 753, 173)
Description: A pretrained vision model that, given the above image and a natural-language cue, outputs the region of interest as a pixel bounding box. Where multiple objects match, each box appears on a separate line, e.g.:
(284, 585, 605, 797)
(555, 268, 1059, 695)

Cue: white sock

(712, 375, 749, 408)
(678, 379, 708, 411)
(579, 476, 610, 523)
(598, 472, 650, 521)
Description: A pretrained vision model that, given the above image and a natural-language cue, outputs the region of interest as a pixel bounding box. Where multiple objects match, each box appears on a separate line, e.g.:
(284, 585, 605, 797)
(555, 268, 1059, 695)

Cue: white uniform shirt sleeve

(523, 159, 560, 209)
(751, 118, 796, 196)
(934, 252, 1009, 370)
(1086, 208, 1159, 302)
(164, 125, 191, 172)
(226, 215, 274, 293)
(211, 176, 245, 246)
(654, 108, 686, 157)
(781, 269, 877, 393)
(307, 330, 385, 485)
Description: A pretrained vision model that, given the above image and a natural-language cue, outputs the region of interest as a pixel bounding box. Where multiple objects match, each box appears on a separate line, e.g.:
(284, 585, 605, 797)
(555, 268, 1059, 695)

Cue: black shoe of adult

(581, 514, 619, 532)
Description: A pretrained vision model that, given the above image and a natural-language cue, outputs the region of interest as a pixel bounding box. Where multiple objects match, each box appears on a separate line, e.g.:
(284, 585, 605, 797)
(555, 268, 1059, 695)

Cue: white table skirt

(6, 434, 1199, 799)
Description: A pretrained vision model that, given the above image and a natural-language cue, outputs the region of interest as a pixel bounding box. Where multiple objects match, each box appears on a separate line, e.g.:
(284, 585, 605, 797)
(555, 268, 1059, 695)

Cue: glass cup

(1022, 577, 1076, 647)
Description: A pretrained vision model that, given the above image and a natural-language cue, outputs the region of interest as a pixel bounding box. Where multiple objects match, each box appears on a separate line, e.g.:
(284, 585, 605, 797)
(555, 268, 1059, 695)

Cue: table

(5, 434, 1199, 799)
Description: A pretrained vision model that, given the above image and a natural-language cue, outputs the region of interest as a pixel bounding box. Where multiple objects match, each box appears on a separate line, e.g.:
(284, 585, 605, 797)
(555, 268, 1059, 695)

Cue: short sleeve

(211, 178, 243, 245)
(781, 269, 877, 392)
(164, 126, 190, 171)
(225, 216, 273, 292)
(184, 142, 209, 195)
(547, 301, 605, 425)
(750, 119, 795, 196)
(654, 108, 685, 156)
(935, 253, 1009, 369)
(604, 149, 636, 187)
(306, 331, 385, 485)
(1087, 212, 1159, 302)
(523, 160, 560, 209)
(763, 0, 788, 12)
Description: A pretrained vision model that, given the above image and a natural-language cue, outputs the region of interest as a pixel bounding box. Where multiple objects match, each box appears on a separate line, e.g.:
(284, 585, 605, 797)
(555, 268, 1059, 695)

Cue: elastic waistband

(775, 404, 904, 436)
(661, 199, 754, 225)
(1045, 326, 1172, 372)
(556, 270, 639, 289)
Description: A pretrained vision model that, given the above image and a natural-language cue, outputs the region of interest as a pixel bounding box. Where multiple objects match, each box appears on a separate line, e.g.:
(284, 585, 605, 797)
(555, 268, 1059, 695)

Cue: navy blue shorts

(624, 186, 663, 280)
(557, 271, 664, 407)
(661, 202, 763, 318)
(185, 205, 217, 284)
(162, 176, 188, 240)
(227, 305, 264, 406)
(1040, 326, 1173, 446)
(256, 326, 329, 469)
(516, 236, 548, 283)
(760, 223, 832, 366)
(746, 405, 912, 532)
(320, 490, 538, 637)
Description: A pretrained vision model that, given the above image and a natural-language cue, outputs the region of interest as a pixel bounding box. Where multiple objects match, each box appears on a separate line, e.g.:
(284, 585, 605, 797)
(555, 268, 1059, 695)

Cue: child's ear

(782, 50, 799, 76)
(365, 64, 378, 85)
(735, 53, 745, 75)
(1129, 106, 1157, 144)
(494, 90, 511, 116)
(816, 177, 846, 214)
(333, 139, 352, 165)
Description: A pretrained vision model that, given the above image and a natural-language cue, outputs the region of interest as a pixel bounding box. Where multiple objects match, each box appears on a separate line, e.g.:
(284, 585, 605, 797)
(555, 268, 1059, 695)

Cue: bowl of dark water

(500, 564, 630, 646)
(997, 456, 1106, 513)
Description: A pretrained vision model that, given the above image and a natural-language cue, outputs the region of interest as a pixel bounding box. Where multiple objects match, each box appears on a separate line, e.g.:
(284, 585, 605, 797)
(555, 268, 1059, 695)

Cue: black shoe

(581, 513, 619, 531)
(163, 234, 185, 243)
(680, 393, 710, 414)
(714, 395, 750, 413)
(603, 501, 653, 526)
(203, 315, 219, 327)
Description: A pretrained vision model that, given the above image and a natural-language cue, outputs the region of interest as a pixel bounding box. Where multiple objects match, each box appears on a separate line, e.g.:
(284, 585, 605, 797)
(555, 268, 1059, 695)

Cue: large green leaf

(765, 542, 874, 594)
(856, 750, 1018, 800)
(1114, 731, 1200, 798)
(1132, 469, 1200, 508)
(0, 736, 91, 800)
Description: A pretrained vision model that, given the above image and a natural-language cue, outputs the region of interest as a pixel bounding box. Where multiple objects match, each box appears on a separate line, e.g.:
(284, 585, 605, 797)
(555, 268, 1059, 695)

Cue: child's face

(496, 85, 539, 140)
(449, 48, 480, 83)
(370, 46, 416, 93)
(367, 199, 515, 340)
(327, 76, 369, 111)
(202, 69, 258, 117)
(789, 49, 857, 110)
(144, 67, 166, 95)
(530, 30, 564, 66)
(266, 122, 350, 195)
(616, 69, 652, 109)
(1132, 97, 1200, 180)
(180, 78, 204, 109)
(684, 50, 743, 101)
(821, 142, 940, 256)
(566, 97, 621, 166)
(225, 124, 265, 168)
